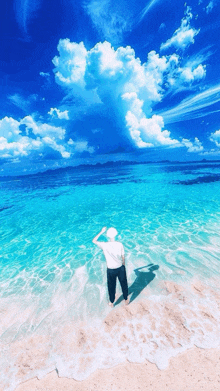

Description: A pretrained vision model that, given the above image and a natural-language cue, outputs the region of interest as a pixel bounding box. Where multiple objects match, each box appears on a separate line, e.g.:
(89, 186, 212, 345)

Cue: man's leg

(107, 268, 117, 305)
(118, 265, 129, 302)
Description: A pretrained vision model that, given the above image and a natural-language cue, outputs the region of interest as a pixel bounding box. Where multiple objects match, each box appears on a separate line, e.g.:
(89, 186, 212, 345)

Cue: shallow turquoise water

(1, 161, 220, 389)
(1, 162, 220, 295)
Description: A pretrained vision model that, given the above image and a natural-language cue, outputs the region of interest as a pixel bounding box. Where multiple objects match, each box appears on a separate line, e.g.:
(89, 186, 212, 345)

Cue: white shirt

(98, 241, 125, 269)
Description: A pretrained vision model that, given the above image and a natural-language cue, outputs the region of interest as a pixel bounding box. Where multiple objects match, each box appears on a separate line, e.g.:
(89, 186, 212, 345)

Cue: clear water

(1, 161, 220, 390)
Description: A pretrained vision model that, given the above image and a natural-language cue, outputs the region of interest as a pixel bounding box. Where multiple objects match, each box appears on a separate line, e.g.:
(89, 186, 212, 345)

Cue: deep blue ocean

(1, 161, 220, 390)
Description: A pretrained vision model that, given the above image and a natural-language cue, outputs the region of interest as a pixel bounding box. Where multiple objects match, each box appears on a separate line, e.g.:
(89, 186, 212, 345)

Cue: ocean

(1, 161, 220, 390)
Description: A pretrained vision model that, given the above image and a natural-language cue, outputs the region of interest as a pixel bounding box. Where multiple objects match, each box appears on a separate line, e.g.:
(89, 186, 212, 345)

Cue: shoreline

(15, 346, 220, 391)
(2, 278, 220, 391)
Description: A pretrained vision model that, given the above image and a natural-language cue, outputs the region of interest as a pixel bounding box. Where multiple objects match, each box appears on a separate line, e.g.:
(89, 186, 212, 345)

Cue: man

(92, 226, 129, 308)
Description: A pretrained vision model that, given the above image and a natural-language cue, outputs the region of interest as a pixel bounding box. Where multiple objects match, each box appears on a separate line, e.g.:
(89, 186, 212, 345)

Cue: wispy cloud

(14, 0, 43, 34)
(68, 139, 94, 153)
(206, 1, 214, 13)
(84, 0, 131, 43)
(8, 93, 38, 111)
(84, 0, 162, 43)
(138, 0, 161, 24)
(39, 72, 50, 80)
(158, 84, 220, 124)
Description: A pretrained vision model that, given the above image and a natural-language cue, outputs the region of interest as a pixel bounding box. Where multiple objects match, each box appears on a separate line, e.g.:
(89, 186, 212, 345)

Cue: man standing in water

(92, 227, 129, 308)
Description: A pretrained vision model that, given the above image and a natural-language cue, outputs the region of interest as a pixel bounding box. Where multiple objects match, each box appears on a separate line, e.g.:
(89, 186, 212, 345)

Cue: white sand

(2, 278, 220, 391)
(15, 347, 220, 391)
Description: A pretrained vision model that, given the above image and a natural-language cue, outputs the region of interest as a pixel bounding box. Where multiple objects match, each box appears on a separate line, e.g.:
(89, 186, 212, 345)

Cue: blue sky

(1, 0, 220, 174)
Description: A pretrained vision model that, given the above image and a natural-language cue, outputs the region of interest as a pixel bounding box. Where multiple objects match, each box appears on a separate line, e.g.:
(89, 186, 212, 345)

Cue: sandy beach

(1, 278, 219, 391)
(15, 347, 220, 391)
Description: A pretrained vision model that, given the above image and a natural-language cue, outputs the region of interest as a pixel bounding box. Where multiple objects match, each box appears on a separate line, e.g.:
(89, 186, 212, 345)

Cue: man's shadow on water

(114, 264, 159, 306)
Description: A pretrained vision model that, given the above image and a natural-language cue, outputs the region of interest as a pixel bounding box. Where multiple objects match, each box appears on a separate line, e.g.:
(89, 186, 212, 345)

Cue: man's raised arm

(92, 227, 107, 246)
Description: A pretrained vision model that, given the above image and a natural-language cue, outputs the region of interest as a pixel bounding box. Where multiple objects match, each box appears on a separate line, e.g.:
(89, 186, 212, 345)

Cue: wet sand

(2, 279, 220, 391)
(15, 347, 220, 391)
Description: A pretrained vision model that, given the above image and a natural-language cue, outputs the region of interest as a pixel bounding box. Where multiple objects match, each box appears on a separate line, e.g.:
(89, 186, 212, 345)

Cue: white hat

(106, 227, 118, 238)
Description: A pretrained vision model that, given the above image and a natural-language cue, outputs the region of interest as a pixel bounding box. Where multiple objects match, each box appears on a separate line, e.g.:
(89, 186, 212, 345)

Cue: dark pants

(107, 265, 128, 303)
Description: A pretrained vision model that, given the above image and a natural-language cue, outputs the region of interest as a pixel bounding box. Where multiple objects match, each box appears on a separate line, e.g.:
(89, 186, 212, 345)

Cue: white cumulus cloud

(160, 7, 200, 51)
(21, 116, 66, 140)
(179, 64, 206, 83)
(210, 129, 220, 147)
(53, 39, 207, 150)
(53, 40, 87, 87)
(48, 108, 69, 120)
(0, 116, 70, 159)
(181, 137, 203, 152)
(122, 92, 179, 147)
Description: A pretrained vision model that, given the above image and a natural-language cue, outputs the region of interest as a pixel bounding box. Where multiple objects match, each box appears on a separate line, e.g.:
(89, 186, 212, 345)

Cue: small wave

(1, 277, 220, 391)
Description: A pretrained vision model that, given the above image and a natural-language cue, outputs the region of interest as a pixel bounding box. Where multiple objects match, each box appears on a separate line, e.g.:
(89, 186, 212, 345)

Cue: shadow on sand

(114, 264, 159, 306)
